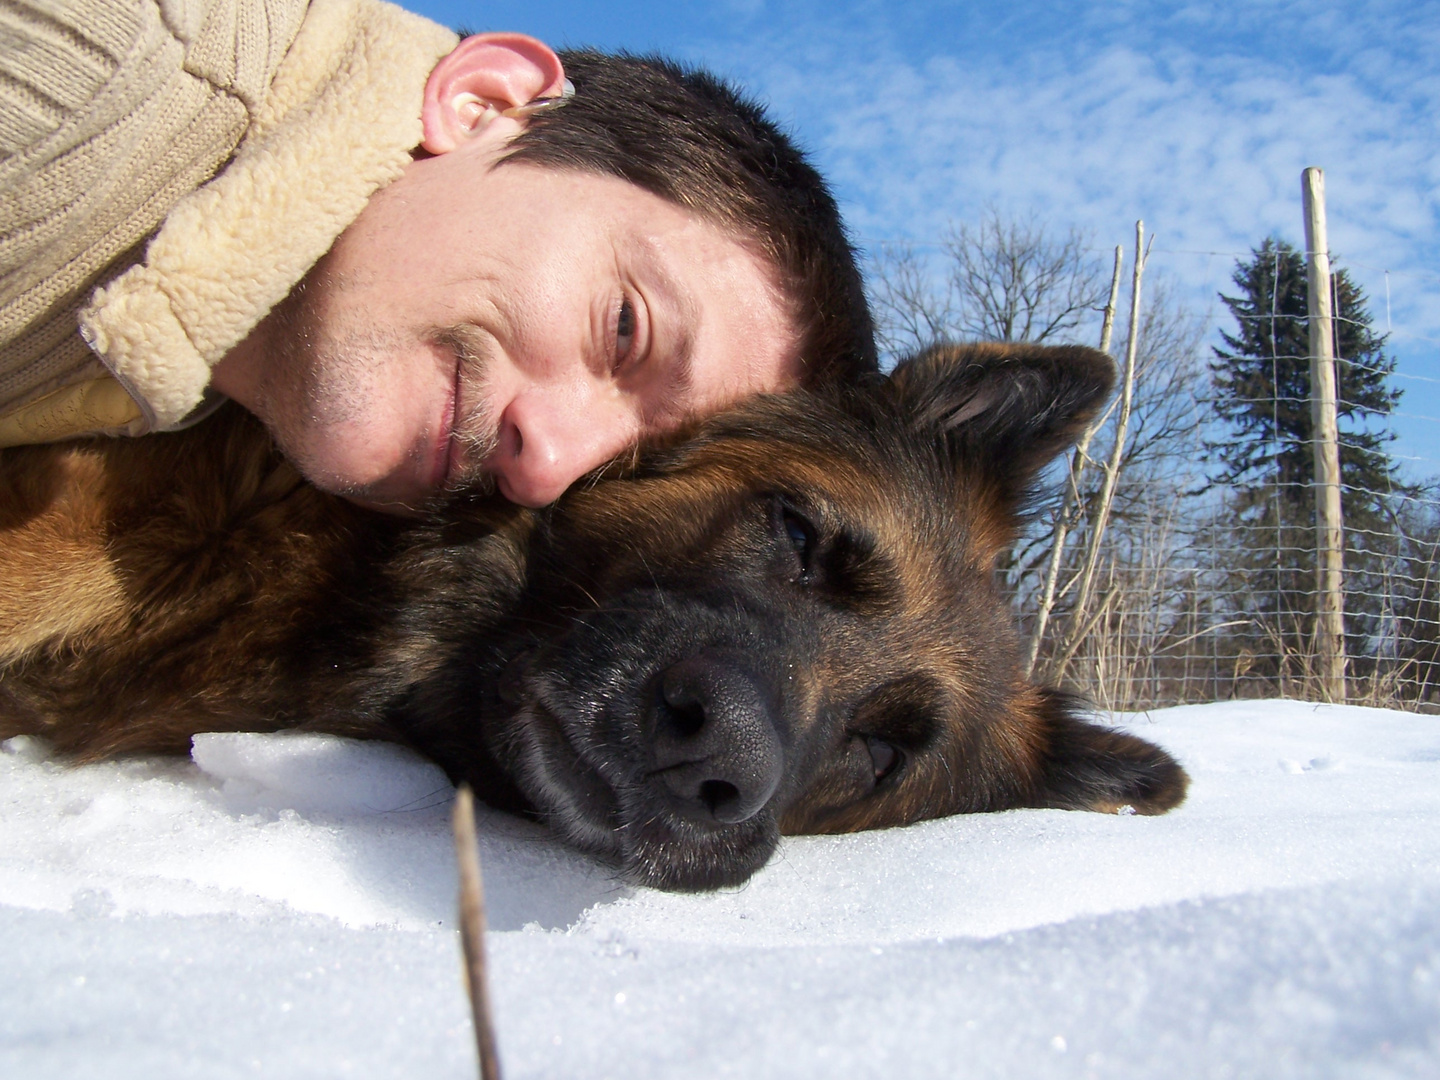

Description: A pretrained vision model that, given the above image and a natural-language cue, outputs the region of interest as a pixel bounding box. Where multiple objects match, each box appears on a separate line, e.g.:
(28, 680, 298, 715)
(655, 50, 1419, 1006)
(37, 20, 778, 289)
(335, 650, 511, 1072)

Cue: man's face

(227, 141, 800, 512)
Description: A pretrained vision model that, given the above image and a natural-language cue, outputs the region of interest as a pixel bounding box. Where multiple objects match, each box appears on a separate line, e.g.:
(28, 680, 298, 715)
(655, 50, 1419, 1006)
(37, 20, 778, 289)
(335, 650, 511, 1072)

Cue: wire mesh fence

(1015, 480, 1440, 712)
(864, 194, 1440, 712)
(1008, 251, 1440, 712)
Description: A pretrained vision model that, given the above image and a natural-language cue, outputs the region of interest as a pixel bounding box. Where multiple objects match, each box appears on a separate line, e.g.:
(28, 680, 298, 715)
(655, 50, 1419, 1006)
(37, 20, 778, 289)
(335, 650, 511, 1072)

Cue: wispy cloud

(687, 0, 1440, 461)
(416, 0, 1440, 460)
(710, 4, 1437, 259)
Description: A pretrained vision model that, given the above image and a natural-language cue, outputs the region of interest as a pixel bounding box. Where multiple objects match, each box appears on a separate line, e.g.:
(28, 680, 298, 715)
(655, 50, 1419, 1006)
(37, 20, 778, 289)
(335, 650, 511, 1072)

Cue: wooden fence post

(1302, 167, 1348, 702)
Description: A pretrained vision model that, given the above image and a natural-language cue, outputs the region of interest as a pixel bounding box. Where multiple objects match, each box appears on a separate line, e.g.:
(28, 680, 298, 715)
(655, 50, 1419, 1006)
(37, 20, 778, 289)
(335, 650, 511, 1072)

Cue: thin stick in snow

(453, 785, 502, 1080)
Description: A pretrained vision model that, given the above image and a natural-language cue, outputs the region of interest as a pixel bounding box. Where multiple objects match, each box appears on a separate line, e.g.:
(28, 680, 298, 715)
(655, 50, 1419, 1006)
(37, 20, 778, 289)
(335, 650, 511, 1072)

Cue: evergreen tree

(1208, 237, 1413, 678)
(1209, 237, 1404, 521)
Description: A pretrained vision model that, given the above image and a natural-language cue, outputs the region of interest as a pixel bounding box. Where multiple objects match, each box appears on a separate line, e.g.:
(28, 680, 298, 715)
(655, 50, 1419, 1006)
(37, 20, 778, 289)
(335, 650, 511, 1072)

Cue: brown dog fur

(0, 343, 1187, 890)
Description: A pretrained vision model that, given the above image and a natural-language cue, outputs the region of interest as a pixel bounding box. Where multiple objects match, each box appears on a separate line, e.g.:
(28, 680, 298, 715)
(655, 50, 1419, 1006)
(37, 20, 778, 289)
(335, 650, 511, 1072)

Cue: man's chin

(332, 471, 498, 517)
(274, 423, 497, 515)
(337, 491, 430, 517)
(301, 464, 439, 518)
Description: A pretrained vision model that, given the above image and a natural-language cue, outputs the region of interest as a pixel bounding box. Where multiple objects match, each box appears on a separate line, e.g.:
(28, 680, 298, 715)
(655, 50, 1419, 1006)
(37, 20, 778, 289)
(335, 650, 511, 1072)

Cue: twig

(453, 785, 502, 1080)
(1049, 581, 1121, 677)
(1026, 244, 1125, 675)
(1055, 222, 1152, 683)
(1152, 619, 1254, 654)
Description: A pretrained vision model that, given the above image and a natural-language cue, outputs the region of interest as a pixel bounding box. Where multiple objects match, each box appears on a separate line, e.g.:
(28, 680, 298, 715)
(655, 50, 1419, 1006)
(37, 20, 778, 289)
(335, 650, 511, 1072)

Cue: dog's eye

(865, 736, 902, 785)
(783, 511, 811, 558)
(772, 500, 816, 583)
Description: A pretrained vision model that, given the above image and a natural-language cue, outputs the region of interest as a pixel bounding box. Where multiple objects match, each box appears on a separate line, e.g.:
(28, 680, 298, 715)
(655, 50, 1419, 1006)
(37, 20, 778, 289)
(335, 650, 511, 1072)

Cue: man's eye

(615, 298, 636, 365)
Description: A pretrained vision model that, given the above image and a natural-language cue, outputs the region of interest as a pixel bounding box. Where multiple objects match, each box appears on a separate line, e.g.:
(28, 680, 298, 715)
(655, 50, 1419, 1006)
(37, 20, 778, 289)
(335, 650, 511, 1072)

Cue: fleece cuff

(80, 0, 457, 429)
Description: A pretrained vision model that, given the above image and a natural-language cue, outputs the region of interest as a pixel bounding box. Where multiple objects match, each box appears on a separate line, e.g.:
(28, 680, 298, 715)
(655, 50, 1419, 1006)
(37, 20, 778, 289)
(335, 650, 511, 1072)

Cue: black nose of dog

(651, 654, 784, 826)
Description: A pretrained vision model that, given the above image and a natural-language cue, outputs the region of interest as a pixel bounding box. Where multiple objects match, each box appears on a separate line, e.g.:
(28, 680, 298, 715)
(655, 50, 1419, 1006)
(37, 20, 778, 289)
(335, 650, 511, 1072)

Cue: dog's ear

(887, 342, 1116, 492)
(1029, 691, 1188, 815)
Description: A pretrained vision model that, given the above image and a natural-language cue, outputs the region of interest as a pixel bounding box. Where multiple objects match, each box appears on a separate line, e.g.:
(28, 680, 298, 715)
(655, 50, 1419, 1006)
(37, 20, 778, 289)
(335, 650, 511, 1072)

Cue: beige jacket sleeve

(0, 0, 456, 445)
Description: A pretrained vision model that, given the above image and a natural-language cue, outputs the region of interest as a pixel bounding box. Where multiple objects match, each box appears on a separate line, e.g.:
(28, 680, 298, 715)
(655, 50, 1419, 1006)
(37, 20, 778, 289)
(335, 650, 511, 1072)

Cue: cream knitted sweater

(0, 0, 456, 446)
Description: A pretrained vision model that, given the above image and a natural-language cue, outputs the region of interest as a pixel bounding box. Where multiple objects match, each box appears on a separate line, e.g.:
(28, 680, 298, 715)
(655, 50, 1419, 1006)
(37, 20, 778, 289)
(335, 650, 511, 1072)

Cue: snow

(3, 699, 1438, 1078)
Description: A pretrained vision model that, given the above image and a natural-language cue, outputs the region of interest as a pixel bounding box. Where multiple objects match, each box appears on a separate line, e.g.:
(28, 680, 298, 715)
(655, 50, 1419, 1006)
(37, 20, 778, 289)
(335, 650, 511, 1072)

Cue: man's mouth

(443, 364, 464, 490)
(437, 331, 499, 495)
(419, 337, 464, 497)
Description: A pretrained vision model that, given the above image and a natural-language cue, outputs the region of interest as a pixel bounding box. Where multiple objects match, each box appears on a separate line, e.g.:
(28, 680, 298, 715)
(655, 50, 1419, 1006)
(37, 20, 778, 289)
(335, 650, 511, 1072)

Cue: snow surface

(2, 700, 1438, 1078)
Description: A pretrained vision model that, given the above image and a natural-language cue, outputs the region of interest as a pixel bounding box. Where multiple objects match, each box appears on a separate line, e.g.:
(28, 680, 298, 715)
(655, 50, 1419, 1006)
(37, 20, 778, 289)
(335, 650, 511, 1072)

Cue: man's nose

(489, 389, 634, 508)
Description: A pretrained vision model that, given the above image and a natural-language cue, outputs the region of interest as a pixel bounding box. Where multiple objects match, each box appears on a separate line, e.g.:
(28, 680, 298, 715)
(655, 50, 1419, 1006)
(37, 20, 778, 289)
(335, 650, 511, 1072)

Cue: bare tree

(875, 213, 1207, 572)
(1099, 276, 1211, 502)
(869, 211, 1216, 706)
(947, 213, 1110, 344)
(1010, 274, 1210, 578)
(868, 243, 956, 360)
(868, 210, 1109, 360)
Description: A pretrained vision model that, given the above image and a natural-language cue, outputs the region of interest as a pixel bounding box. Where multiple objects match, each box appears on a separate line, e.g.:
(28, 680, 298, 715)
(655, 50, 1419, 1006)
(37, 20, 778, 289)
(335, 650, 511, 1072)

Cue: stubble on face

(246, 272, 500, 513)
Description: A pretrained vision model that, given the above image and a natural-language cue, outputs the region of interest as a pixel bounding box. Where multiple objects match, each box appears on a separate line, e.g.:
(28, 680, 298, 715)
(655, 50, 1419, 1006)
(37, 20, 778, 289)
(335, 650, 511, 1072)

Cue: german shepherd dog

(0, 343, 1187, 891)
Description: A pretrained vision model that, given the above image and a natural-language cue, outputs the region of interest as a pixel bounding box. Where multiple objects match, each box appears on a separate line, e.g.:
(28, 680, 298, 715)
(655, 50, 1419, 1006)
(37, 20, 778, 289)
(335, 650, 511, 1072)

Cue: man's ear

(421, 33, 567, 154)
(888, 342, 1116, 496)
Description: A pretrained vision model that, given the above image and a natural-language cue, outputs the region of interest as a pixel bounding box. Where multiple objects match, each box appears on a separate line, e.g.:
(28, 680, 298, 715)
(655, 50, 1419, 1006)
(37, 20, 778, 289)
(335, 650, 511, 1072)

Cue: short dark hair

(500, 49, 878, 389)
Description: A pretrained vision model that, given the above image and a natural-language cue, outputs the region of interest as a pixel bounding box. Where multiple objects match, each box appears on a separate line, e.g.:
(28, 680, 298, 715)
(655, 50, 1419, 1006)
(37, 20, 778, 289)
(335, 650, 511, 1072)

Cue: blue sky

(408, 0, 1440, 475)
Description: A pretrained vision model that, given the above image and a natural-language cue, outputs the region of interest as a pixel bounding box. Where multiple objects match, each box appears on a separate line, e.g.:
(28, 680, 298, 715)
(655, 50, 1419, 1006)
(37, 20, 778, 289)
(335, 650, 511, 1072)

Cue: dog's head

(392, 343, 1187, 891)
